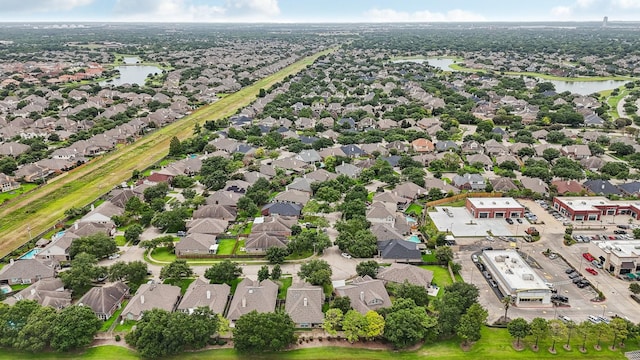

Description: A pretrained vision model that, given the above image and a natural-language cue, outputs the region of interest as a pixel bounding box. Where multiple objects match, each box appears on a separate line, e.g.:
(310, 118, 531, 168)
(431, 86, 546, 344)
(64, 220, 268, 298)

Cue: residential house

(4, 278, 71, 309)
(334, 276, 392, 315)
(14, 163, 53, 182)
(261, 202, 302, 217)
(0, 259, 55, 285)
(273, 189, 310, 205)
(531, 129, 549, 140)
(393, 181, 427, 201)
(411, 138, 436, 153)
(227, 278, 278, 323)
(495, 154, 521, 167)
(0, 172, 19, 192)
(370, 223, 405, 242)
(372, 191, 407, 212)
(175, 233, 218, 256)
(304, 169, 338, 182)
(286, 177, 314, 193)
(466, 154, 493, 170)
(366, 202, 396, 226)
(335, 163, 361, 178)
(187, 218, 229, 236)
(193, 204, 237, 221)
(461, 140, 482, 154)
(285, 282, 324, 328)
(340, 145, 365, 158)
(177, 278, 230, 315)
(551, 180, 585, 195)
(580, 157, 605, 171)
(618, 182, 640, 197)
(484, 139, 508, 156)
(490, 177, 518, 192)
(435, 140, 458, 152)
(583, 179, 622, 196)
(376, 263, 434, 289)
(121, 284, 181, 321)
(78, 282, 129, 320)
(36, 232, 79, 262)
(377, 239, 422, 262)
(520, 177, 549, 196)
(296, 149, 322, 164)
(206, 191, 242, 207)
(245, 215, 295, 253)
(452, 173, 486, 191)
(423, 178, 460, 195)
(561, 145, 592, 160)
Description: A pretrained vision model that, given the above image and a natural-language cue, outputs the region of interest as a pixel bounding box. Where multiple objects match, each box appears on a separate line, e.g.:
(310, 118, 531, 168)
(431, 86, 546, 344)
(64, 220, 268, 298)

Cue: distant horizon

(1, 1, 638, 23)
(0, 19, 634, 24)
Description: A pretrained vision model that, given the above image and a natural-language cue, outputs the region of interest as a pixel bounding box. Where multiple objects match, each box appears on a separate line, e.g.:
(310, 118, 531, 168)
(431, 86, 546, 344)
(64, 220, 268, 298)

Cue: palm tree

(502, 295, 513, 322)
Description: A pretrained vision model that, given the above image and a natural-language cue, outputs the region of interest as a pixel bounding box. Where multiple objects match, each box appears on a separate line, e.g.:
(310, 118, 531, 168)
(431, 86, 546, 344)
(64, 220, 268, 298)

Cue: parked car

(472, 254, 479, 263)
(516, 218, 523, 224)
(559, 315, 572, 323)
(588, 315, 601, 323)
(483, 271, 492, 279)
(552, 294, 569, 303)
(586, 267, 598, 275)
(614, 230, 627, 235)
(568, 272, 581, 279)
(565, 268, 576, 274)
(341, 253, 352, 259)
(592, 260, 603, 269)
(506, 218, 514, 225)
(489, 279, 498, 287)
(617, 225, 630, 229)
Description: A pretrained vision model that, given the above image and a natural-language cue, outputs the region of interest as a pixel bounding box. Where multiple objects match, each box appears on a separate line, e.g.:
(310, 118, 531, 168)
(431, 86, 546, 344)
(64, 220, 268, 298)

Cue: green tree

(501, 295, 513, 322)
(330, 296, 352, 314)
(297, 259, 332, 286)
(50, 305, 101, 352)
(204, 260, 243, 284)
(356, 260, 379, 278)
(160, 259, 193, 281)
(108, 261, 148, 286)
(576, 320, 594, 352)
(529, 317, 548, 349)
(68, 233, 117, 259)
(257, 265, 270, 282)
(60, 252, 101, 295)
(383, 298, 437, 348)
(323, 308, 343, 335)
(542, 148, 561, 162)
(364, 310, 385, 340)
(610, 317, 629, 349)
(435, 246, 454, 264)
(507, 318, 530, 347)
(435, 282, 480, 336)
(630, 282, 640, 294)
(143, 182, 169, 203)
(0, 300, 40, 348)
(233, 311, 296, 353)
(394, 281, 430, 307)
(151, 208, 188, 232)
(456, 303, 488, 346)
(547, 319, 567, 353)
(237, 196, 259, 217)
(16, 305, 58, 352)
(124, 224, 144, 244)
(594, 320, 612, 349)
(169, 136, 183, 156)
(342, 310, 367, 342)
(266, 247, 289, 264)
(270, 264, 282, 280)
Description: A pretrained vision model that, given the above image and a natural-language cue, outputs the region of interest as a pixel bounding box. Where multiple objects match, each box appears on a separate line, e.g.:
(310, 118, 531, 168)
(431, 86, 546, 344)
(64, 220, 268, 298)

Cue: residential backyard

(215, 239, 236, 255)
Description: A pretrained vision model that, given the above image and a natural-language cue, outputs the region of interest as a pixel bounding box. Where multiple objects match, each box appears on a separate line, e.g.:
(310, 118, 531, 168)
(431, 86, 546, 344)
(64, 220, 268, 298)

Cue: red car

(585, 267, 598, 275)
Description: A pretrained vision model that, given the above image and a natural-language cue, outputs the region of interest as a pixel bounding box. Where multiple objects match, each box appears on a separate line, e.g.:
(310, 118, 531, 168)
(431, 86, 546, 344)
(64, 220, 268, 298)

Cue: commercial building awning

(621, 261, 635, 269)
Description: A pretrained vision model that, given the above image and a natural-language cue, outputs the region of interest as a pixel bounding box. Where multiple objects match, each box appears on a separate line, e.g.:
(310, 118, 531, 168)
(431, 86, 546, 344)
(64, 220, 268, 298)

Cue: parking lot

(457, 198, 640, 324)
(431, 206, 532, 237)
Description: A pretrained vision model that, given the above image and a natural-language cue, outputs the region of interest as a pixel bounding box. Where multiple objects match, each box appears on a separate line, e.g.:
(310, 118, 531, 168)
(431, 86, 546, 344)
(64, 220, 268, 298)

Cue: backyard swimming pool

(407, 235, 421, 243)
(19, 248, 41, 259)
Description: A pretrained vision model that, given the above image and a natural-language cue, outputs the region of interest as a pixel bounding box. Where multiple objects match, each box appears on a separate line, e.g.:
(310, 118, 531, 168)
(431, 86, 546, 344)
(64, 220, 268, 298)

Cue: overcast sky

(0, 0, 638, 22)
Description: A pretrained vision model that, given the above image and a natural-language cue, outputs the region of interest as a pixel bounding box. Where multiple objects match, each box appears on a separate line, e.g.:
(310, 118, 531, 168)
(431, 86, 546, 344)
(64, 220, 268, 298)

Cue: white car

(108, 253, 120, 260)
(341, 252, 352, 259)
(472, 254, 479, 263)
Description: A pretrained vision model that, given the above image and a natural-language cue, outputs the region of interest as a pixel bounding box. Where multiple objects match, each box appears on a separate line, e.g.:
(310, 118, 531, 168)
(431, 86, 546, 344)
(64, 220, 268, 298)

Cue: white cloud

(612, 0, 640, 8)
(113, 0, 279, 22)
(0, 0, 93, 12)
(363, 8, 486, 22)
(575, 0, 596, 7)
(551, 6, 573, 17)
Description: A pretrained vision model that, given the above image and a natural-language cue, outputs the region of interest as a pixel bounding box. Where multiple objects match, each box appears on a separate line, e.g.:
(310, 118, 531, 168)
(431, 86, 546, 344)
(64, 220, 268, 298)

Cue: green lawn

(0, 183, 38, 203)
(114, 235, 127, 246)
(421, 252, 438, 263)
(420, 265, 453, 289)
(229, 278, 243, 294)
(235, 240, 246, 255)
(286, 251, 313, 260)
(216, 239, 236, 255)
(277, 276, 293, 300)
(1, 325, 634, 359)
(163, 277, 196, 295)
(10, 283, 30, 292)
(405, 203, 423, 216)
(151, 247, 177, 262)
(113, 319, 137, 333)
(100, 300, 128, 332)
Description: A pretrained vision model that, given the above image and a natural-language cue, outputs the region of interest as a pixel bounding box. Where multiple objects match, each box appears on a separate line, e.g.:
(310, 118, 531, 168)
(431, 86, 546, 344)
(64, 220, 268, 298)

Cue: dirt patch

(512, 340, 525, 351)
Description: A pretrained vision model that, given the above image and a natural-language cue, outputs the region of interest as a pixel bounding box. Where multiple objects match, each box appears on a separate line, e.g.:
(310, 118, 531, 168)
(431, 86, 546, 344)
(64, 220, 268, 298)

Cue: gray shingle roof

(78, 282, 129, 316)
(377, 264, 433, 288)
(335, 276, 391, 315)
(285, 282, 324, 325)
(177, 278, 230, 314)
(121, 284, 181, 320)
(0, 259, 55, 282)
(227, 278, 278, 321)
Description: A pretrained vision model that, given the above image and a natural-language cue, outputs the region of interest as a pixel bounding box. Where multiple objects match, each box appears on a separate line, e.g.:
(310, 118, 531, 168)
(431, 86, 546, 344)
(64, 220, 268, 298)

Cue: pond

(541, 78, 629, 96)
(391, 57, 456, 71)
(100, 57, 162, 87)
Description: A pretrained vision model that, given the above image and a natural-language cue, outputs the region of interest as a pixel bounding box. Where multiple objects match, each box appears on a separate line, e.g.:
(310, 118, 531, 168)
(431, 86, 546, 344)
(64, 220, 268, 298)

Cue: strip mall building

(552, 197, 640, 221)
(465, 197, 525, 219)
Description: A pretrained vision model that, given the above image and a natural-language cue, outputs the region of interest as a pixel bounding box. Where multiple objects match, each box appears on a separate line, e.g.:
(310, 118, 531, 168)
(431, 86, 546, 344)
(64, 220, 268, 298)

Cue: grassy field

(0, 48, 334, 259)
(216, 239, 237, 255)
(0, 183, 38, 203)
(405, 203, 423, 215)
(277, 276, 293, 300)
(114, 235, 127, 246)
(150, 247, 177, 262)
(1, 326, 636, 360)
(420, 265, 453, 288)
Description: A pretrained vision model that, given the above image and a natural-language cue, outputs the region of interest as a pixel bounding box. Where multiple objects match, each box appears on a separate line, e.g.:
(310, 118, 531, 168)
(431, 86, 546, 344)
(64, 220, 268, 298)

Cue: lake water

(100, 57, 162, 87)
(541, 79, 629, 96)
(392, 57, 629, 95)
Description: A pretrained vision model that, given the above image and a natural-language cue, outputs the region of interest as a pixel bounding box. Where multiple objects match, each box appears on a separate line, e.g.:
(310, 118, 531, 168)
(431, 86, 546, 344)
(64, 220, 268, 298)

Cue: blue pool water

(0, 287, 9, 294)
(19, 248, 41, 259)
(407, 235, 421, 243)
(406, 216, 417, 223)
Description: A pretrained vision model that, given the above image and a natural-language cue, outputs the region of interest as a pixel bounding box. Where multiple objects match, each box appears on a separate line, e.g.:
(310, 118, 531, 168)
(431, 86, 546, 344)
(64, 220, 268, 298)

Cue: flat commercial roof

(467, 197, 523, 210)
(556, 196, 640, 211)
(482, 249, 548, 292)
(594, 240, 640, 258)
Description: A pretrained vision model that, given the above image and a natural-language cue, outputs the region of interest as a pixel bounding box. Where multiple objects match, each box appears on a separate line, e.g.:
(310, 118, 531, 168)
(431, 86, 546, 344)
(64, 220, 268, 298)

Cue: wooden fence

(424, 192, 504, 208)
